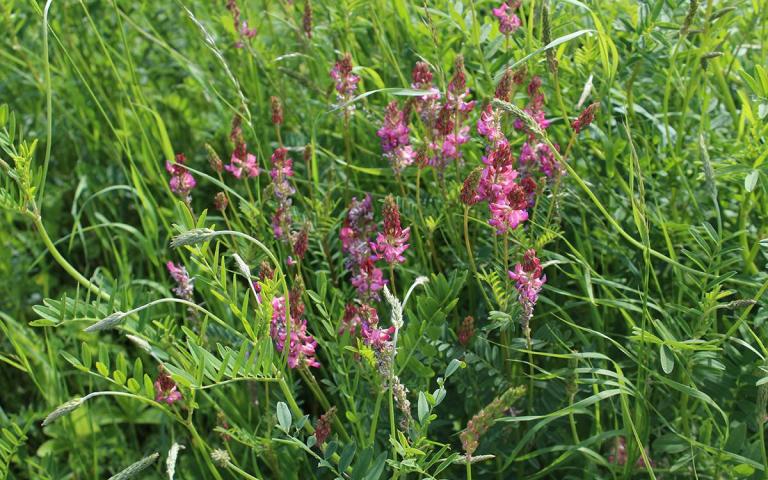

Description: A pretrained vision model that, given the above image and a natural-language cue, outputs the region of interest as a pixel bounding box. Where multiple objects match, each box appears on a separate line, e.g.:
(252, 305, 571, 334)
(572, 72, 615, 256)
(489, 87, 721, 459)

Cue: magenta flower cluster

(154, 369, 182, 405)
(377, 101, 415, 174)
(492, 2, 522, 35)
(166, 153, 196, 201)
(508, 249, 546, 335)
(270, 296, 320, 369)
(405, 59, 475, 173)
(225, 142, 259, 179)
(166, 261, 194, 300)
(340, 194, 387, 300)
(269, 147, 296, 239)
(339, 195, 410, 351)
(330, 53, 360, 115)
(371, 196, 410, 264)
(411, 61, 441, 124)
(226, 0, 256, 48)
(468, 74, 565, 234)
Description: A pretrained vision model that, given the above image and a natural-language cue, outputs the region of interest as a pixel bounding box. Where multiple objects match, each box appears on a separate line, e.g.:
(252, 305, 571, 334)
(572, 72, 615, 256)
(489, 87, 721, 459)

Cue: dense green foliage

(1, 0, 768, 478)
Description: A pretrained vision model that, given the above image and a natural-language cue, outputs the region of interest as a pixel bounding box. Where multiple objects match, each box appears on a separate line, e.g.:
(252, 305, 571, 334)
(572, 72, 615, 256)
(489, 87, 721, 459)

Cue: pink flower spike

(508, 249, 546, 336)
(493, 3, 522, 34)
(166, 153, 196, 199)
(154, 369, 182, 405)
(371, 196, 410, 264)
(225, 149, 259, 179)
(167, 261, 194, 300)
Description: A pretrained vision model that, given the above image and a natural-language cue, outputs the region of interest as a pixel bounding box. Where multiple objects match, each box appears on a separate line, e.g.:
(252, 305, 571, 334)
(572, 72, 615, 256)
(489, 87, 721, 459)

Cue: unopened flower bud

(214, 192, 228, 212)
(270, 96, 284, 126)
(205, 144, 223, 173)
(571, 102, 600, 133)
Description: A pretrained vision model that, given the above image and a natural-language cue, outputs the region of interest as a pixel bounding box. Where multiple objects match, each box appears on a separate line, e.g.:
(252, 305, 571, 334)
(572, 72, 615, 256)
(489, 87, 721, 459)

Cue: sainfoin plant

(1, 1, 768, 479)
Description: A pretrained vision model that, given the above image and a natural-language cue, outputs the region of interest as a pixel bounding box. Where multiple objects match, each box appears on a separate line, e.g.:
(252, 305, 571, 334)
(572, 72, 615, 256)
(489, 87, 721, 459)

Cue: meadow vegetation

(1, 0, 768, 478)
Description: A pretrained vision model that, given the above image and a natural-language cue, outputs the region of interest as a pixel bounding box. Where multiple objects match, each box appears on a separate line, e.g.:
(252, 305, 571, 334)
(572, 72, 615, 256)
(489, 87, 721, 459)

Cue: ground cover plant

(1, 0, 767, 478)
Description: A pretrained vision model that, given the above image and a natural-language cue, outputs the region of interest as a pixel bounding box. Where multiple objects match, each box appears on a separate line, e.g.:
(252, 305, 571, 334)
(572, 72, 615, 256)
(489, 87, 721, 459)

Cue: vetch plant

(3, 1, 767, 478)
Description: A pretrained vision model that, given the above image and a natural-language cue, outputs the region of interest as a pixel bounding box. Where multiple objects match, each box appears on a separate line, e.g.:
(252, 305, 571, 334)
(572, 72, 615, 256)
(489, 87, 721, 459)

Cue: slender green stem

(388, 387, 398, 474)
(33, 214, 112, 302)
(369, 390, 384, 446)
(39, 0, 53, 208)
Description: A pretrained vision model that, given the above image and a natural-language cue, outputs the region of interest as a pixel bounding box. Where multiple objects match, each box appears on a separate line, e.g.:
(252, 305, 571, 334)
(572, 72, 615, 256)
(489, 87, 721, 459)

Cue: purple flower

(270, 296, 320, 369)
(155, 369, 182, 404)
(378, 101, 410, 153)
(514, 77, 550, 134)
(477, 104, 507, 148)
(361, 322, 395, 349)
(378, 101, 416, 174)
(272, 206, 291, 240)
(225, 143, 259, 179)
(508, 249, 546, 336)
(441, 126, 471, 160)
(331, 53, 361, 114)
(519, 141, 561, 178)
(167, 261, 194, 300)
(493, 2, 522, 34)
(166, 153, 196, 200)
(341, 195, 375, 266)
(371, 195, 410, 264)
(475, 144, 531, 234)
(350, 258, 387, 300)
(411, 62, 441, 122)
(226, 0, 257, 48)
(488, 198, 529, 234)
(269, 148, 295, 201)
(340, 303, 378, 336)
(392, 145, 416, 173)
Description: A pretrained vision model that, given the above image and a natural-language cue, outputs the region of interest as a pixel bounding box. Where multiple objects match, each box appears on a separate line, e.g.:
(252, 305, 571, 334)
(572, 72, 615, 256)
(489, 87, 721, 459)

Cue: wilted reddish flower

(492, 2, 522, 34)
(292, 223, 311, 259)
(461, 386, 525, 457)
(302, 0, 313, 39)
(458, 316, 475, 346)
(259, 261, 275, 280)
(461, 167, 484, 206)
(447, 56, 476, 113)
(371, 196, 410, 264)
(340, 303, 379, 336)
(512, 77, 550, 134)
(270, 207, 289, 240)
(571, 102, 600, 133)
(154, 368, 182, 404)
(314, 407, 336, 446)
(608, 437, 655, 468)
(411, 62, 441, 121)
(270, 96, 284, 126)
(213, 192, 229, 212)
(207, 147, 223, 173)
(166, 153, 196, 200)
(494, 68, 515, 102)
